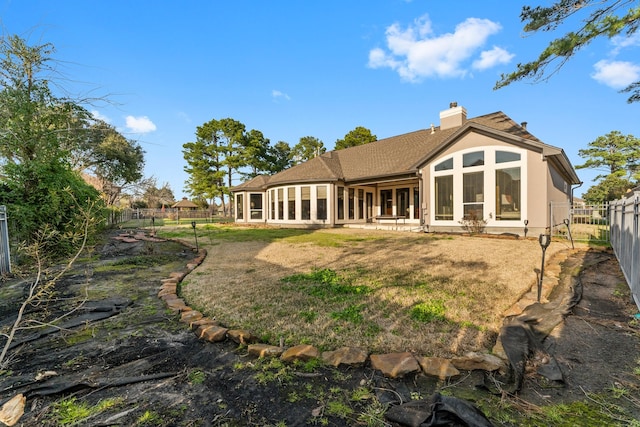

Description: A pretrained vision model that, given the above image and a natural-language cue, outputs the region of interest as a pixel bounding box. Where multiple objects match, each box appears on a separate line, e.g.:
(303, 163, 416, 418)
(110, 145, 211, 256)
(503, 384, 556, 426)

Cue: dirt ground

(0, 229, 638, 426)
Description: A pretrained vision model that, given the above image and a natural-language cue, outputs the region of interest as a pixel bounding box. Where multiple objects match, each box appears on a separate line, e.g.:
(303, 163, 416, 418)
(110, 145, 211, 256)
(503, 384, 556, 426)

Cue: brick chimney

(439, 102, 467, 130)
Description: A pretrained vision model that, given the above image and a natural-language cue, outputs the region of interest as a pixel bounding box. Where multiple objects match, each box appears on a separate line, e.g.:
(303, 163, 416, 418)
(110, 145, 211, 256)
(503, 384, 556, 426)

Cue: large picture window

(317, 186, 327, 220)
(270, 189, 275, 220)
(432, 148, 524, 224)
(277, 188, 283, 220)
(348, 188, 355, 220)
(396, 188, 410, 218)
(236, 194, 243, 220)
(288, 188, 296, 220)
(250, 193, 263, 220)
(301, 186, 311, 220)
(463, 172, 484, 219)
(496, 167, 521, 220)
(435, 176, 453, 220)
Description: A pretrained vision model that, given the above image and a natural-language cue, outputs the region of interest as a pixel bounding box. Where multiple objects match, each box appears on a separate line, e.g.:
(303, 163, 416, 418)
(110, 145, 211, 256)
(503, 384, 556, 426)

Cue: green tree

(71, 119, 145, 206)
(292, 136, 325, 164)
(138, 178, 175, 208)
(183, 117, 247, 215)
(335, 126, 377, 150)
(242, 128, 271, 178)
(0, 34, 103, 256)
(183, 119, 226, 209)
(576, 131, 639, 201)
(576, 131, 640, 180)
(495, 1, 640, 103)
(582, 174, 633, 202)
(267, 141, 293, 173)
(219, 118, 246, 215)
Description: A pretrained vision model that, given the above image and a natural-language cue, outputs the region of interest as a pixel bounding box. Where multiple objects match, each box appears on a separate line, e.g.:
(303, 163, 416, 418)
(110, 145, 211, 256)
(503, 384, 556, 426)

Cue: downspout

(570, 181, 583, 204)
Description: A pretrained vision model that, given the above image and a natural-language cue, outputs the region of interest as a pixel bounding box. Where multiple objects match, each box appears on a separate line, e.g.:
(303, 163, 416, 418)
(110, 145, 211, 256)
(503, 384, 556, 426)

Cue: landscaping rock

(370, 352, 420, 378)
(190, 318, 220, 331)
(451, 352, 505, 372)
(180, 310, 203, 324)
(321, 347, 368, 367)
(280, 345, 319, 363)
(247, 344, 284, 358)
(227, 329, 258, 345)
(416, 356, 460, 379)
(199, 325, 229, 342)
(0, 394, 25, 427)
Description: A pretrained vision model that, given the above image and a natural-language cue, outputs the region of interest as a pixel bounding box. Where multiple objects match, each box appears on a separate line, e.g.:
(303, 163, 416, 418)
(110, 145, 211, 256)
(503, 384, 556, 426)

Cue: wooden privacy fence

(609, 192, 640, 310)
(0, 205, 10, 275)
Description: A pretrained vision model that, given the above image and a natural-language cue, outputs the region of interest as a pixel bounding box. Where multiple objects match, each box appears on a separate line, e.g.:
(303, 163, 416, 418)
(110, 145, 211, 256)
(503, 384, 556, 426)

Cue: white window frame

(431, 146, 527, 226)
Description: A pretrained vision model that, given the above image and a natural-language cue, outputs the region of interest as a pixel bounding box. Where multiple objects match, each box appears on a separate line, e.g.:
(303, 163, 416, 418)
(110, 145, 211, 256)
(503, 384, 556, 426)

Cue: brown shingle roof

(171, 198, 198, 208)
(231, 111, 579, 191)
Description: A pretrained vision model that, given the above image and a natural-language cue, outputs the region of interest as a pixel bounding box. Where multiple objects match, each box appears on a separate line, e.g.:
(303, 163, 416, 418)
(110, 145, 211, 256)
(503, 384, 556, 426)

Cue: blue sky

(2, 0, 639, 199)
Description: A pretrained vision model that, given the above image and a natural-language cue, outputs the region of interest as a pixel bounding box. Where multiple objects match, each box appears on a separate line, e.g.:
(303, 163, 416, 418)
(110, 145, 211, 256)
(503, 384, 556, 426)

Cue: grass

(50, 397, 123, 425)
(172, 224, 572, 356)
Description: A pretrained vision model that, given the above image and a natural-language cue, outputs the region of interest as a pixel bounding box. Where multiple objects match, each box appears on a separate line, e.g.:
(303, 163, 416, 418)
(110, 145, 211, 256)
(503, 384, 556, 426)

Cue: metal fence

(549, 201, 610, 244)
(609, 192, 640, 310)
(0, 205, 11, 275)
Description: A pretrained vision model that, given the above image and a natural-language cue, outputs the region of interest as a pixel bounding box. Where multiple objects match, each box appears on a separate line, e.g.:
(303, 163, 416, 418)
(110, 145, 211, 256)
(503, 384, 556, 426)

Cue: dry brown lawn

(178, 227, 573, 357)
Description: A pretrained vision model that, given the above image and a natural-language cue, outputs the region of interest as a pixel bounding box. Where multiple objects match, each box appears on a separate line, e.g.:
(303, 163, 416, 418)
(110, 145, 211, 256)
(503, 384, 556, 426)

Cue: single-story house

(231, 103, 581, 236)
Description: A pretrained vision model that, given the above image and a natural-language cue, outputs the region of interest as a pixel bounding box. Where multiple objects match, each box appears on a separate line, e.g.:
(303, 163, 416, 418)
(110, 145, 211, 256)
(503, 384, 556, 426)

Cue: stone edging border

(157, 238, 516, 380)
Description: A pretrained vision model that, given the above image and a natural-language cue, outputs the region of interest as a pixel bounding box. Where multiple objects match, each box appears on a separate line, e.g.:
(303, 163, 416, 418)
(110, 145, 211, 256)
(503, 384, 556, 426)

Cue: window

(435, 157, 453, 171)
(496, 151, 520, 163)
(358, 189, 364, 220)
(413, 187, 420, 219)
(270, 189, 275, 220)
(277, 188, 283, 220)
(348, 188, 355, 219)
(301, 186, 311, 220)
(433, 148, 524, 223)
(337, 186, 345, 220)
(496, 167, 521, 220)
(236, 194, 243, 220)
(288, 187, 296, 220)
(463, 172, 484, 219)
(317, 186, 327, 220)
(396, 188, 410, 218)
(380, 189, 393, 215)
(250, 193, 263, 220)
(435, 176, 453, 220)
(463, 151, 484, 167)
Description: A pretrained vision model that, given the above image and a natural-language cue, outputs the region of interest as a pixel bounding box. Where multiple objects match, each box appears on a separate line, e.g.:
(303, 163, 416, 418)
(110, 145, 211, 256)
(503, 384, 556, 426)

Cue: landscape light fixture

(537, 233, 551, 302)
(524, 219, 529, 238)
(191, 221, 199, 252)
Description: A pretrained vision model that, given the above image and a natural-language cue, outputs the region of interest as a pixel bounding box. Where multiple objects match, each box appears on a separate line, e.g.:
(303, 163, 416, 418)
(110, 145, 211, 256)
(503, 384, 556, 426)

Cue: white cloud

(272, 90, 291, 101)
(591, 59, 640, 89)
(125, 115, 157, 133)
(611, 33, 640, 55)
(368, 15, 508, 81)
(91, 110, 111, 123)
(472, 46, 515, 70)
